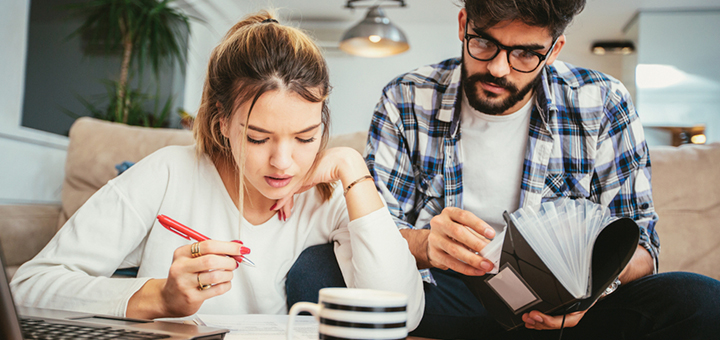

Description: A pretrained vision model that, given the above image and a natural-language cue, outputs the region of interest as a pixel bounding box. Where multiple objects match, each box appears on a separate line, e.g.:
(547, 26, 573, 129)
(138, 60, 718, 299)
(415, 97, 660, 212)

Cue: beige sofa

(1, 117, 718, 281)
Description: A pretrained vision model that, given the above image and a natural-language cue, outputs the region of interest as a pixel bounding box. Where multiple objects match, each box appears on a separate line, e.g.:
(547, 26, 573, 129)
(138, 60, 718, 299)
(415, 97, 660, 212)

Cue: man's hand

(522, 309, 587, 330)
(423, 207, 496, 276)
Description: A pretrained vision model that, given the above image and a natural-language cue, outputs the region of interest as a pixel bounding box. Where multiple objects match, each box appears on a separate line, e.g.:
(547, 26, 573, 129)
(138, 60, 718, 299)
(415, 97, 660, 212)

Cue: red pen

(157, 214, 255, 267)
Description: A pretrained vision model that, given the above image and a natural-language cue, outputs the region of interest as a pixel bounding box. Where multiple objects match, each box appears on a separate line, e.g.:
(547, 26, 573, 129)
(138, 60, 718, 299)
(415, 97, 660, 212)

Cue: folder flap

(589, 218, 639, 300)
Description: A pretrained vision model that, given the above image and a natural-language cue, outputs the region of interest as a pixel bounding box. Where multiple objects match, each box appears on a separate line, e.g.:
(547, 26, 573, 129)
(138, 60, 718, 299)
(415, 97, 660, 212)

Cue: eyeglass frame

(463, 21, 559, 73)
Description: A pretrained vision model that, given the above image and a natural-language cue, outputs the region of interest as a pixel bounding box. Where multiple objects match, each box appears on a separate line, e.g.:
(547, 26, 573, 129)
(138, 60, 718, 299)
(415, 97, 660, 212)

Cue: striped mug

(287, 288, 408, 340)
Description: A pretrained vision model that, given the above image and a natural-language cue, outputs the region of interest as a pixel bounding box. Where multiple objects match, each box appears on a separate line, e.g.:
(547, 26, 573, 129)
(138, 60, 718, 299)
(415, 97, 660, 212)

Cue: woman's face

(221, 89, 324, 202)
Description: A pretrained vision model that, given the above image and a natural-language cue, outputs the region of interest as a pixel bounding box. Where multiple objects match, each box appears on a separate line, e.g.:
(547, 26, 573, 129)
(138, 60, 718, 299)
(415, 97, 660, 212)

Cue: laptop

(0, 243, 228, 340)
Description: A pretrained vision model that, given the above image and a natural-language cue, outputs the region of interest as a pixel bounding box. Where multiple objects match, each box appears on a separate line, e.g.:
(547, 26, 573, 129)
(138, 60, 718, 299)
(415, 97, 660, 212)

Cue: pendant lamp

(339, 5, 409, 58)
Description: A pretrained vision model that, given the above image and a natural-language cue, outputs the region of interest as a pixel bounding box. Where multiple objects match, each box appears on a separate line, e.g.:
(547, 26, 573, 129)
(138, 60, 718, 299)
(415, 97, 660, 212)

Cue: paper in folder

(460, 198, 639, 330)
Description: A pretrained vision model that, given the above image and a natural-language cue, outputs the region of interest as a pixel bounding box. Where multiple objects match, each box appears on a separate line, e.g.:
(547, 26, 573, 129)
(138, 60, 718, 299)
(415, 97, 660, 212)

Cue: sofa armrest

(0, 204, 61, 277)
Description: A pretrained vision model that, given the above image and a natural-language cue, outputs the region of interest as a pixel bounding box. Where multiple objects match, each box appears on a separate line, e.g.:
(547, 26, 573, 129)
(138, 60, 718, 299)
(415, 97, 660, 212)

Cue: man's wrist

(399, 228, 432, 269)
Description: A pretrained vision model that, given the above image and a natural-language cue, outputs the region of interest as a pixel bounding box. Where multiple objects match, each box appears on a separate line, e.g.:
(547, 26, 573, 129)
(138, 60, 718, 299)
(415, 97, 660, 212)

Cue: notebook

(0, 243, 228, 340)
(460, 198, 639, 330)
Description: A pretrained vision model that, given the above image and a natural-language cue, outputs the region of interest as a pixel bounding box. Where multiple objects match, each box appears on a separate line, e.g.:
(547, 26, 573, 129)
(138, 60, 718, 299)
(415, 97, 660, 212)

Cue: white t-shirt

(460, 94, 533, 232)
(10, 145, 423, 329)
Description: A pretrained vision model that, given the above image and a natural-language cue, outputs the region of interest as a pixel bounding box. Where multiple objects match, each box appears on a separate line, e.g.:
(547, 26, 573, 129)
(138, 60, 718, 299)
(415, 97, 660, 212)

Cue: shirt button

(641, 203, 649, 209)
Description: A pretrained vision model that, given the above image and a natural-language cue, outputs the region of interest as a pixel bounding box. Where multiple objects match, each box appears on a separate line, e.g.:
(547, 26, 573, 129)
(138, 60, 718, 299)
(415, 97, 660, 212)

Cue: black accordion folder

(460, 198, 639, 330)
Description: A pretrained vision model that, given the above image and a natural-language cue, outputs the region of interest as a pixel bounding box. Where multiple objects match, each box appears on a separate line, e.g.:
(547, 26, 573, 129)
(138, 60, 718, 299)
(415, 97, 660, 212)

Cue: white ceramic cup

(287, 288, 408, 340)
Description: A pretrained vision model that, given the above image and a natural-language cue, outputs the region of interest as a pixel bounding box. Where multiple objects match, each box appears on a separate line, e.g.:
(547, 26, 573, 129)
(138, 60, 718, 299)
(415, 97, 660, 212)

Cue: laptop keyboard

(21, 317, 172, 339)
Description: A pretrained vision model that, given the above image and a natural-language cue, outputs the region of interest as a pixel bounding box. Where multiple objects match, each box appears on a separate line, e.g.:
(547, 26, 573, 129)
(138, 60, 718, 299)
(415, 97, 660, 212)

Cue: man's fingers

(443, 207, 496, 239)
(428, 247, 486, 276)
(439, 222, 492, 266)
(523, 310, 586, 330)
(429, 232, 492, 275)
(442, 237, 492, 271)
(455, 225, 491, 254)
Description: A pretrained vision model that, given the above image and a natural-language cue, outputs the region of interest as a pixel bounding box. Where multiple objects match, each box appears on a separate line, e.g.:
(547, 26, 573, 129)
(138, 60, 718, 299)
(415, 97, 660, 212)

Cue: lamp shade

(339, 6, 409, 58)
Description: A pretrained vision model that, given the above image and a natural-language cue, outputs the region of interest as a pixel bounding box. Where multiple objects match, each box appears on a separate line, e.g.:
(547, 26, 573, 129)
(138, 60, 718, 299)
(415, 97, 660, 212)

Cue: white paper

(196, 314, 318, 340)
(478, 226, 506, 274)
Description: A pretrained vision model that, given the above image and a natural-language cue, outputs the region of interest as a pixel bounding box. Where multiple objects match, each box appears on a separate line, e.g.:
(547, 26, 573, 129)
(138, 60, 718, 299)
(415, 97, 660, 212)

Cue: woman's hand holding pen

(272, 147, 383, 221)
(127, 240, 248, 319)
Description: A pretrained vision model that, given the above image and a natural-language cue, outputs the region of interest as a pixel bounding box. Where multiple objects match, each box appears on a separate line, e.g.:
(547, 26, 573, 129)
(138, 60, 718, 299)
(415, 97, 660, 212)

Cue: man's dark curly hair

(463, 0, 586, 39)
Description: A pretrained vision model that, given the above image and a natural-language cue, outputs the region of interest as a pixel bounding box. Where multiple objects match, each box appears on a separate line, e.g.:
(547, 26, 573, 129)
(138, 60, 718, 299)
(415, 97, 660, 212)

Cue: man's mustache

(465, 72, 519, 94)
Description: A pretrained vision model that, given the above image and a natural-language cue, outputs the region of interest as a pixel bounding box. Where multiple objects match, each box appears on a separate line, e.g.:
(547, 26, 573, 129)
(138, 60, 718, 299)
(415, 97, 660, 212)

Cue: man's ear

(546, 34, 566, 66)
(458, 8, 467, 43)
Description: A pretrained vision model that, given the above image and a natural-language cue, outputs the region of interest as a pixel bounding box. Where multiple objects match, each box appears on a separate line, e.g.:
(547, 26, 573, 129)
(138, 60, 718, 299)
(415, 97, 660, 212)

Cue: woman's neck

(213, 157, 277, 225)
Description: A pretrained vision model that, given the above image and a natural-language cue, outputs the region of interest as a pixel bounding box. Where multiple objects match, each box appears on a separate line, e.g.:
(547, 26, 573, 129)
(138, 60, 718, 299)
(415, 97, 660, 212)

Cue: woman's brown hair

(193, 10, 333, 213)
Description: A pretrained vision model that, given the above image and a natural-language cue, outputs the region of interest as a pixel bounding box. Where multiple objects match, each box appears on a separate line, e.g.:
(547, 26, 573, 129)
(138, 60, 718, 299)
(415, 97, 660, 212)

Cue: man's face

(458, 9, 565, 115)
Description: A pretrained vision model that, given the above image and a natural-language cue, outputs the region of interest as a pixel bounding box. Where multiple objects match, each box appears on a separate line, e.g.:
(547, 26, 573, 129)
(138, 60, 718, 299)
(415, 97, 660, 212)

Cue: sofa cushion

(58, 117, 194, 229)
(0, 204, 60, 276)
(650, 142, 720, 279)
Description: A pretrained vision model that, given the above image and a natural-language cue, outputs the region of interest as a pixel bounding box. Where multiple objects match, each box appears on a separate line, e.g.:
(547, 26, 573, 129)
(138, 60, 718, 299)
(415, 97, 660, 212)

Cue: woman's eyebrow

(295, 123, 322, 134)
(245, 124, 272, 133)
(244, 122, 321, 134)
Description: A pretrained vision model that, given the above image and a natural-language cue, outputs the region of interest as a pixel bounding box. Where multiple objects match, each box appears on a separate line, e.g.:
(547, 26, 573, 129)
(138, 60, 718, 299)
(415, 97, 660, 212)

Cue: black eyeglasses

(464, 21, 558, 73)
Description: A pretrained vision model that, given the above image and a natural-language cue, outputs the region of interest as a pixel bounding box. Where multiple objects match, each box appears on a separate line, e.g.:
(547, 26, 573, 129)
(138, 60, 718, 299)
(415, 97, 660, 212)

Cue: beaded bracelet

(343, 175, 373, 196)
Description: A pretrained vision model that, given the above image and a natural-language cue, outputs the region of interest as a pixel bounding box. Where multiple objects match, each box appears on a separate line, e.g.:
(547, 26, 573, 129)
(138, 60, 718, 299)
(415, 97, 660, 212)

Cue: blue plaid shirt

(366, 58, 660, 283)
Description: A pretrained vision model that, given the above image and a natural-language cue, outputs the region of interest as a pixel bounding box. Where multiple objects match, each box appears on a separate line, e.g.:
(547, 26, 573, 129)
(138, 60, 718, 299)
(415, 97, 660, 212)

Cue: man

(366, 0, 720, 338)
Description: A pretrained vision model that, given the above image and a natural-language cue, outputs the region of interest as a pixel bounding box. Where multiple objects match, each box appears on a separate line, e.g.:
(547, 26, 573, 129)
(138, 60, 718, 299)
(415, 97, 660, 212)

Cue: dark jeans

(414, 268, 720, 339)
(286, 244, 720, 339)
(286, 243, 346, 309)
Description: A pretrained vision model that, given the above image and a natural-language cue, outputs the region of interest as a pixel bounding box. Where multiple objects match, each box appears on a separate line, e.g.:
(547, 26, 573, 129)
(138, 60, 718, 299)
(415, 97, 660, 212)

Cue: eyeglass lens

(467, 37, 542, 72)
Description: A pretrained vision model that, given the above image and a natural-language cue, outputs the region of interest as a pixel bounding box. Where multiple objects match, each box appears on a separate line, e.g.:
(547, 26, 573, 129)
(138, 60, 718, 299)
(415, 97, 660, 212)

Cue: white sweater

(10, 145, 424, 330)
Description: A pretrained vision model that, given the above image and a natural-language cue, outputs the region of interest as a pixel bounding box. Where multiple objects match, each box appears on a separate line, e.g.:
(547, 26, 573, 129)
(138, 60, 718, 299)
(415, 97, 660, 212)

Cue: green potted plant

(67, 0, 191, 127)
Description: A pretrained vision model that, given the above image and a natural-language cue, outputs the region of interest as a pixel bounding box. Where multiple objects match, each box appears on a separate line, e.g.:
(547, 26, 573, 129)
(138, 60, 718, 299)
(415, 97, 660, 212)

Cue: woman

(10, 11, 423, 330)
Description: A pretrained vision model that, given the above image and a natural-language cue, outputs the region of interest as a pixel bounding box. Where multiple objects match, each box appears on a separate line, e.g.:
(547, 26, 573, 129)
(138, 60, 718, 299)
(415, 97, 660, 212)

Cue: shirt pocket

(542, 172, 591, 200)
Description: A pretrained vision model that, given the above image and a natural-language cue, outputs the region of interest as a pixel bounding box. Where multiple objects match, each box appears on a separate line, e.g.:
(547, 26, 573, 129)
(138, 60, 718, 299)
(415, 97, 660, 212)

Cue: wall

(1, 1, 635, 204)
(0, 1, 67, 205)
(182, 13, 623, 136)
(632, 10, 720, 145)
(182, 15, 461, 135)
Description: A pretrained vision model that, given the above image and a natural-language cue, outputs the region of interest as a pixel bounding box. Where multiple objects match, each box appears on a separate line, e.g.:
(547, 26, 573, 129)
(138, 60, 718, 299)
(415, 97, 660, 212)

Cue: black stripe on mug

(320, 317, 406, 329)
(322, 302, 406, 312)
(320, 335, 406, 340)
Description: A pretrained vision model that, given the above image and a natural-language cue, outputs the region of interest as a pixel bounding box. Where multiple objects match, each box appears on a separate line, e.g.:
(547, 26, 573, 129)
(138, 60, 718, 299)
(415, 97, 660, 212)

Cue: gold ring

(191, 242, 202, 258)
(197, 273, 211, 291)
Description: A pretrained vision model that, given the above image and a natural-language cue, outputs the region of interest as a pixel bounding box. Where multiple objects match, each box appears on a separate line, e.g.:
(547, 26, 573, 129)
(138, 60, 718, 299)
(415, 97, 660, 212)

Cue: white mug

(287, 288, 408, 340)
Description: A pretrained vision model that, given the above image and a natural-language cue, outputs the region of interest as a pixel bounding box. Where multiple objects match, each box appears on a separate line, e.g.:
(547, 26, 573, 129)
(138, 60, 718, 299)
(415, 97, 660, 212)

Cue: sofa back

(59, 118, 194, 228)
(58, 118, 720, 280)
(649, 143, 720, 277)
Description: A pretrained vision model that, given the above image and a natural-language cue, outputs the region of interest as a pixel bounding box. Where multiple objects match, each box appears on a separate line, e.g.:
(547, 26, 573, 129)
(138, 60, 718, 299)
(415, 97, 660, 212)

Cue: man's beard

(461, 60, 541, 115)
